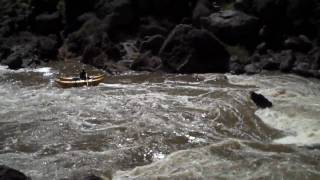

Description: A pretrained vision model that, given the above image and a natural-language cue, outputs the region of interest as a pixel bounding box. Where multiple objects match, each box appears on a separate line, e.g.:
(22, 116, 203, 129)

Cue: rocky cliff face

(0, 0, 319, 78)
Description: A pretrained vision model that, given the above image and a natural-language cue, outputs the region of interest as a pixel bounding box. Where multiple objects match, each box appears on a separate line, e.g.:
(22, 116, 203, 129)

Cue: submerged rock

(250, 91, 272, 108)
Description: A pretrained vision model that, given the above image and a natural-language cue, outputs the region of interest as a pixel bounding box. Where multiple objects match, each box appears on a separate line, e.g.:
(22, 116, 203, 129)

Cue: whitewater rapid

(0, 65, 319, 179)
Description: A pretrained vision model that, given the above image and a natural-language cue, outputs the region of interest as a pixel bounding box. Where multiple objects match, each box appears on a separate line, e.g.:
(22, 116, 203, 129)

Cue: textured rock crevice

(0, 0, 319, 78)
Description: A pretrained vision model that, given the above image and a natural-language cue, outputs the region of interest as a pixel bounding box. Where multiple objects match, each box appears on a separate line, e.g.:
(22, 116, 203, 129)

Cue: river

(0, 61, 319, 180)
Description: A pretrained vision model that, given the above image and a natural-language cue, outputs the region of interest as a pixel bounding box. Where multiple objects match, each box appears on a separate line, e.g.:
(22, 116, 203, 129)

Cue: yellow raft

(55, 74, 105, 88)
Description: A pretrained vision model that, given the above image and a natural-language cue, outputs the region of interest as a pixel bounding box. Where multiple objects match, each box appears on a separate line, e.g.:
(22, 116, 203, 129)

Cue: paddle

(86, 73, 89, 87)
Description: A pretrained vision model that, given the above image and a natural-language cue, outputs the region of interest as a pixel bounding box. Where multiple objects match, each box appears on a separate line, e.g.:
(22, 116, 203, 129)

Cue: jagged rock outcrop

(0, 0, 320, 79)
(202, 10, 260, 48)
(160, 24, 230, 73)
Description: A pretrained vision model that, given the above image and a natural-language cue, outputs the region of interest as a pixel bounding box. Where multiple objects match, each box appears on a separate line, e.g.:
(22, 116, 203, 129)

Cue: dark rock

(244, 63, 261, 74)
(36, 35, 59, 59)
(0, 33, 42, 69)
(229, 62, 245, 75)
(139, 24, 168, 37)
(82, 46, 107, 69)
(293, 62, 313, 77)
(234, 0, 254, 13)
(64, 0, 96, 34)
(138, 17, 169, 37)
(159, 24, 230, 73)
(286, 0, 317, 37)
(249, 53, 261, 63)
(256, 42, 267, 54)
(63, 173, 104, 180)
(0, 30, 60, 69)
(1, 44, 39, 70)
(31, 0, 60, 14)
(181, 17, 192, 24)
(130, 51, 162, 71)
(0, 45, 11, 60)
(65, 16, 102, 54)
(292, 53, 313, 77)
(235, 0, 317, 38)
(229, 56, 245, 75)
(278, 50, 296, 72)
(0, 165, 30, 180)
(134, 0, 194, 22)
(250, 91, 273, 108)
(309, 47, 320, 70)
(104, 61, 130, 75)
(2, 52, 23, 70)
(303, 144, 320, 150)
(33, 12, 62, 35)
(234, 0, 286, 25)
(192, 0, 212, 23)
(78, 28, 121, 69)
(260, 56, 280, 71)
(83, 175, 103, 180)
(140, 34, 165, 54)
(107, 0, 135, 29)
(258, 25, 284, 50)
(284, 35, 313, 53)
(314, 70, 320, 78)
(202, 10, 260, 47)
(0, 0, 33, 35)
(105, 44, 122, 61)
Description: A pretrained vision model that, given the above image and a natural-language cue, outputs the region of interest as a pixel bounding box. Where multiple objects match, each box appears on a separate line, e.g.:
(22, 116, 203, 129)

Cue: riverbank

(0, 0, 319, 78)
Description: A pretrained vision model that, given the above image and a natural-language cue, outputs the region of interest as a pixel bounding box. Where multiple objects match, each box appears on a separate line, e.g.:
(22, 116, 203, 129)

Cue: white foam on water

(32, 67, 54, 76)
(228, 74, 320, 146)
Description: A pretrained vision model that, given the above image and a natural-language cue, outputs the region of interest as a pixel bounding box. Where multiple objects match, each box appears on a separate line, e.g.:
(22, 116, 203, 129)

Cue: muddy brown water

(0, 61, 319, 179)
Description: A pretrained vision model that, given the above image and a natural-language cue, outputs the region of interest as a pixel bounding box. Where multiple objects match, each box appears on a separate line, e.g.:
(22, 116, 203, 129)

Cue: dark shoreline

(0, 0, 319, 79)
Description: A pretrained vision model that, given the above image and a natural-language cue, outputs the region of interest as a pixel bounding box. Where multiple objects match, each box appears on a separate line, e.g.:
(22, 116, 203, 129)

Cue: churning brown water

(0, 62, 319, 180)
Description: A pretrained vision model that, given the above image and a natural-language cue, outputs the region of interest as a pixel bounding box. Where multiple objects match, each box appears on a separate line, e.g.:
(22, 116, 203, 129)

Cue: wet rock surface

(159, 24, 230, 73)
(202, 10, 260, 47)
(250, 91, 273, 108)
(0, 165, 30, 180)
(0, 0, 320, 78)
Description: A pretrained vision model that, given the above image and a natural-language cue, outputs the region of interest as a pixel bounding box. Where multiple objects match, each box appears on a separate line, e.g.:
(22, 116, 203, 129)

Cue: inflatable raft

(55, 74, 105, 88)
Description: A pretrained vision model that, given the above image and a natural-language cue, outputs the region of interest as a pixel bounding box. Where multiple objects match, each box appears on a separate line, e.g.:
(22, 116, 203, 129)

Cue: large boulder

(130, 51, 162, 71)
(159, 24, 230, 73)
(0, 165, 30, 180)
(138, 17, 169, 37)
(0, 0, 33, 36)
(278, 50, 296, 72)
(30, 0, 60, 14)
(36, 35, 59, 59)
(284, 35, 313, 53)
(33, 12, 62, 35)
(234, 0, 317, 38)
(309, 47, 320, 70)
(0, 32, 59, 69)
(140, 34, 165, 54)
(292, 53, 314, 77)
(192, 0, 212, 22)
(202, 10, 260, 47)
(64, 0, 96, 34)
(134, 0, 194, 22)
(250, 91, 272, 108)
